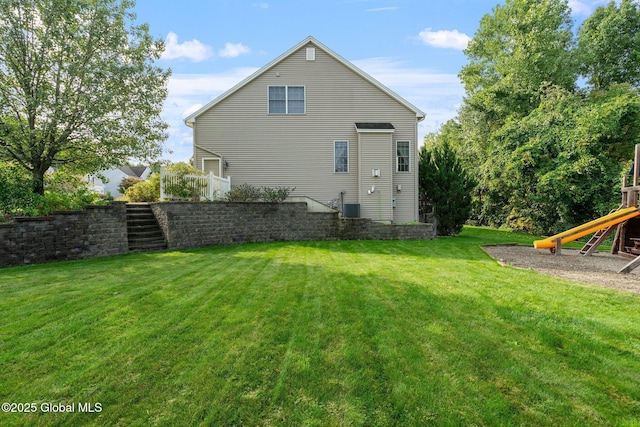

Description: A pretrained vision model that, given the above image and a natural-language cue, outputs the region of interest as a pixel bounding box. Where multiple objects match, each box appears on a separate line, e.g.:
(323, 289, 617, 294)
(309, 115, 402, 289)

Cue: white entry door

(202, 158, 221, 176)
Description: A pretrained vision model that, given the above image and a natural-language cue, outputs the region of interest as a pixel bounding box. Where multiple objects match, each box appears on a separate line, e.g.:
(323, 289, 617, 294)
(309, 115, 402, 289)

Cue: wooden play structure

(534, 144, 640, 274)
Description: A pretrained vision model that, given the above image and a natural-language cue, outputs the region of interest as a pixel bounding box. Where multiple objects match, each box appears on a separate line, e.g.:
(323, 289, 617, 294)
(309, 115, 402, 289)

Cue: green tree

(459, 0, 576, 123)
(578, 0, 640, 90)
(419, 141, 476, 236)
(0, 0, 169, 195)
(478, 85, 640, 234)
(434, 0, 640, 234)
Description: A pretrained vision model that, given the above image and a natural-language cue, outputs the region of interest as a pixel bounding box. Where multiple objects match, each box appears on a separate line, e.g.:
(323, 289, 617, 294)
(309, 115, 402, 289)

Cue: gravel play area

(482, 245, 640, 295)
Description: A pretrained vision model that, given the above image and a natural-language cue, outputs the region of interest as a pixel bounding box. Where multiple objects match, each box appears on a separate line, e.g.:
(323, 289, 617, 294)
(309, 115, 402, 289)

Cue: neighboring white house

(185, 36, 425, 223)
(87, 165, 151, 198)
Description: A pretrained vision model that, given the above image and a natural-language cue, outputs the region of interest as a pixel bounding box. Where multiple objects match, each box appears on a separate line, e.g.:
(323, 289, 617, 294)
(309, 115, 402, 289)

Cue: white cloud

(252, 2, 269, 9)
(167, 68, 258, 97)
(161, 32, 214, 62)
(417, 28, 471, 50)
(568, 0, 593, 15)
(182, 103, 203, 119)
(568, 0, 620, 16)
(218, 43, 252, 58)
(353, 57, 464, 142)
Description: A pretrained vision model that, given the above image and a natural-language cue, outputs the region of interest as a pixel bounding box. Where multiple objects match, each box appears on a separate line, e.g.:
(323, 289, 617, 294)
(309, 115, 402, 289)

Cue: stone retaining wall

(150, 202, 434, 250)
(0, 203, 128, 267)
(0, 201, 434, 268)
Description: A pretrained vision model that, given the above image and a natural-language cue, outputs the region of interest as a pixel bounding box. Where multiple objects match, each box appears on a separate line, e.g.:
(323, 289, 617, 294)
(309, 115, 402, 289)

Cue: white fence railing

(160, 169, 231, 201)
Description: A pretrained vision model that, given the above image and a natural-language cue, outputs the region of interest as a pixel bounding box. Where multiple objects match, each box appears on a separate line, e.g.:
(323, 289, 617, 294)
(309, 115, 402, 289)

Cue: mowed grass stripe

(0, 229, 639, 426)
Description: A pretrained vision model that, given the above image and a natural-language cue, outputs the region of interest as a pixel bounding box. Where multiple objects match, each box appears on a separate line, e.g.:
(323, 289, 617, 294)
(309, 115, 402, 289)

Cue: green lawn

(1, 227, 639, 426)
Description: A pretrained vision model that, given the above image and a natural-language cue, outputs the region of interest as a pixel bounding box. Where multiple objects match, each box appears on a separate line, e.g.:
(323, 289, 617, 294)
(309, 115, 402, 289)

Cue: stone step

(127, 219, 159, 226)
(127, 229, 164, 237)
(126, 206, 154, 213)
(126, 213, 154, 218)
(126, 205, 153, 210)
(126, 211, 155, 217)
(129, 237, 166, 246)
(128, 237, 165, 244)
(126, 203, 153, 207)
(128, 238, 166, 248)
(125, 203, 167, 253)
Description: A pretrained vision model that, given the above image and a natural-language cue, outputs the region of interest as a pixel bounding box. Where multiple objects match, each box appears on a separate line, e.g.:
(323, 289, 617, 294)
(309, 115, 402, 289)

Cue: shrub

(225, 184, 294, 203)
(124, 179, 160, 202)
(0, 163, 107, 218)
(226, 183, 264, 202)
(118, 177, 143, 194)
(44, 170, 104, 210)
(161, 162, 208, 201)
(166, 162, 202, 175)
(0, 162, 42, 217)
(122, 173, 160, 202)
(260, 186, 295, 203)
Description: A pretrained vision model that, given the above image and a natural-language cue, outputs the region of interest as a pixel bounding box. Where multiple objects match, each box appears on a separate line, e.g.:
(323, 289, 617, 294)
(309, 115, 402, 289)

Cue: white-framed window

(268, 85, 305, 114)
(396, 141, 410, 172)
(334, 141, 349, 173)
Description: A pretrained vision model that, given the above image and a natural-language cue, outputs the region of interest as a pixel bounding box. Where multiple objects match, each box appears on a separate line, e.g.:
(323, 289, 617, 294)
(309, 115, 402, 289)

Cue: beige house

(185, 36, 425, 223)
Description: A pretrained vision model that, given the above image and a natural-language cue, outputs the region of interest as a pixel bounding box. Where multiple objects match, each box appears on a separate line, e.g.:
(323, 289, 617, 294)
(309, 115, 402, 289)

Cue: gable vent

(306, 47, 316, 61)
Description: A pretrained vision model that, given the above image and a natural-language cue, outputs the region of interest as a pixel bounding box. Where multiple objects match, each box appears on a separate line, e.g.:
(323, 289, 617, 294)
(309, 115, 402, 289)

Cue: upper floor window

(397, 141, 410, 172)
(334, 141, 349, 173)
(268, 86, 305, 114)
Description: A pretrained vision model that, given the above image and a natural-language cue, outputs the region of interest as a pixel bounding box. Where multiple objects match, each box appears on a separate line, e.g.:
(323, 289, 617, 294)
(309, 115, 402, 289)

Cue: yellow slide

(533, 206, 640, 249)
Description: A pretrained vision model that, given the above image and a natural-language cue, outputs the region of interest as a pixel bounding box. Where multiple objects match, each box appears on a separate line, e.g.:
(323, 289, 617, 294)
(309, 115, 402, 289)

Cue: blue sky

(133, 0, 611, 162)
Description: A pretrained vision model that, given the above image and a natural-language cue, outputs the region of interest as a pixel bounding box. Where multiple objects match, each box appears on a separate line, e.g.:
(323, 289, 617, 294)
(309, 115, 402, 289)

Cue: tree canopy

(459, 0, 576, 122)
(429, 0, 640, 235)
(577, 0, 640, 90)
(0, 0, 169, 194)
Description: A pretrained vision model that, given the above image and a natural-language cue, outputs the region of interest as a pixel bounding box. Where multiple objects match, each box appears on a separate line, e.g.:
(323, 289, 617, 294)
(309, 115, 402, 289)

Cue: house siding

(193, 41, 420, 221)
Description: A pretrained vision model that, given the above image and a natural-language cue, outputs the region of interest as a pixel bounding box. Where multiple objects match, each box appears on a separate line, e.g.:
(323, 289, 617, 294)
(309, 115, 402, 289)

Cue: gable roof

(118, 165, 149, 178)
(184, 36, 425, 126)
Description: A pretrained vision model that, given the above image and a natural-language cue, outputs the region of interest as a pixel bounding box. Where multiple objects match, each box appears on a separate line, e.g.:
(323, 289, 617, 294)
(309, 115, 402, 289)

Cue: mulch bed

(482, 244, 640, 295)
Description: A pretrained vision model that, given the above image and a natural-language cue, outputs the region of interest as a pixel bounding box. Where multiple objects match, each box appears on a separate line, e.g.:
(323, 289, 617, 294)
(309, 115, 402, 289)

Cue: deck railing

(160, 169, 230, 201)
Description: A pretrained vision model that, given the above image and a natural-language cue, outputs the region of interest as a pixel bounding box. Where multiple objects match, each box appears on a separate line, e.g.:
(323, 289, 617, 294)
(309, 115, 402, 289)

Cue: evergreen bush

(419, 141, 476, 236)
